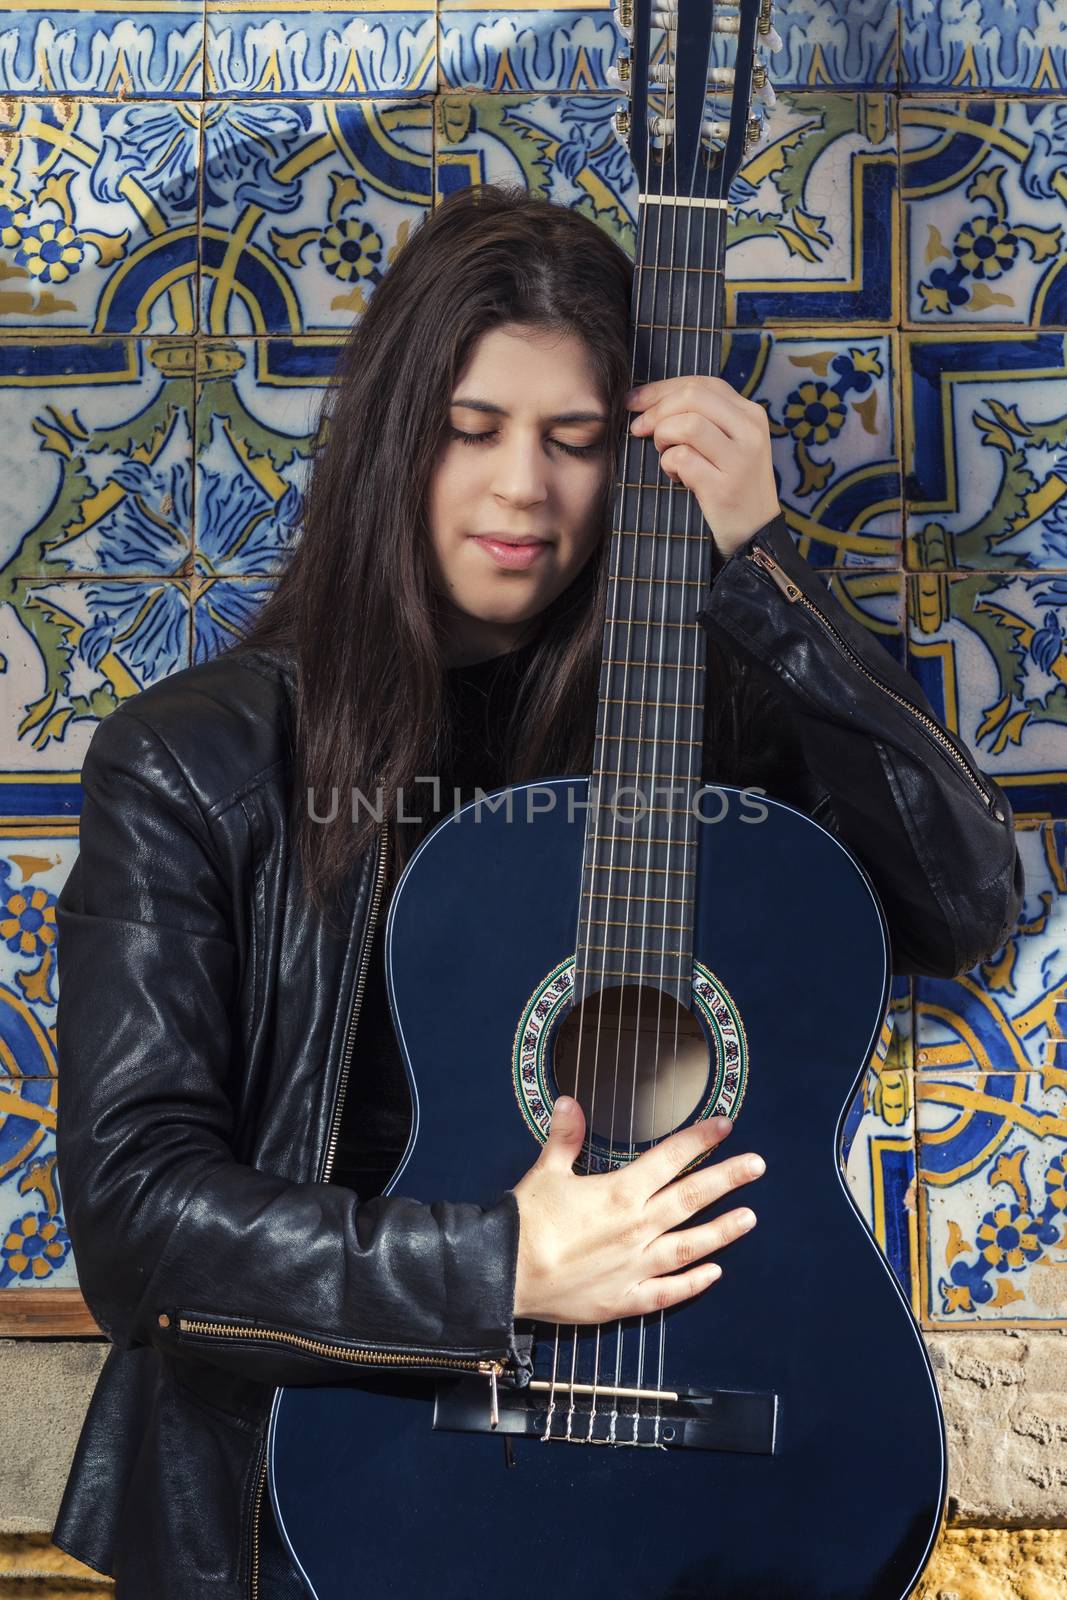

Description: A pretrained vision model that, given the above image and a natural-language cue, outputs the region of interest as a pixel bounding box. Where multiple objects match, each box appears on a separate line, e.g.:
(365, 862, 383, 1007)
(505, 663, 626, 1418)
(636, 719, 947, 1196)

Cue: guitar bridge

(432, 1374, 779, 1454)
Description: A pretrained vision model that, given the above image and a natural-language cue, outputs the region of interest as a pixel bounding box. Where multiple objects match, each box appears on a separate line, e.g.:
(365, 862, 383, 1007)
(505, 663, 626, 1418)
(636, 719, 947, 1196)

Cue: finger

(628, 1259, 723, 1317)
(643, 1204, 758, 1278)
(633, 411, 734, 469)
(538, 1094, 586, 1171)
(651, 1151, 766, 1230)
(623, 1114, 733, 1202)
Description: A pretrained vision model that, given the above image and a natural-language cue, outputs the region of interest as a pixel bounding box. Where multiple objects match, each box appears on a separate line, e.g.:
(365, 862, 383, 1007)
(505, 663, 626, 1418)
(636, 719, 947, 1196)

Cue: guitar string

(545, 3, 730, 1444)
(542, 11, 672, 1440)
(644, 7, 732, 1440)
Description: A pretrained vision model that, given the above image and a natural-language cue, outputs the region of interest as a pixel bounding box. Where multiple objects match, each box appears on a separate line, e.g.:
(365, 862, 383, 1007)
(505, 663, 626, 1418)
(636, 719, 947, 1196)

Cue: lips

(469, 534, 551, 570)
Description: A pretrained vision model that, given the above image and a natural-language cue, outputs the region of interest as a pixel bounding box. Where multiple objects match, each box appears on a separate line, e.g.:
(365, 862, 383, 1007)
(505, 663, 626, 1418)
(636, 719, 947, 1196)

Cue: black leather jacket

(52, 512, 1023, 1596)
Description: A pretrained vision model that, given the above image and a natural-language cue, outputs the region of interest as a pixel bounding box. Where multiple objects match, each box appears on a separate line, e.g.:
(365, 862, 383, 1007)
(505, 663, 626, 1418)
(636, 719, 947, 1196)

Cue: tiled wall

(0, 0, 1066, 1558)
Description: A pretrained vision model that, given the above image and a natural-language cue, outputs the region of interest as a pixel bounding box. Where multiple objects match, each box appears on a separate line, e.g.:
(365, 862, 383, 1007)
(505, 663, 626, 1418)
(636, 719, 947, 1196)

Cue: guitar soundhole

(553, 984, 710, 1144)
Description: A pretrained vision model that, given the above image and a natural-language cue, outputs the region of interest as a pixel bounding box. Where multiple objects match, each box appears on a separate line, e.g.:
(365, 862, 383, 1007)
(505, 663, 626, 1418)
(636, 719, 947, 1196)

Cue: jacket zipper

(230, 817, 509, 1596)
(746, 543, 1004, 821)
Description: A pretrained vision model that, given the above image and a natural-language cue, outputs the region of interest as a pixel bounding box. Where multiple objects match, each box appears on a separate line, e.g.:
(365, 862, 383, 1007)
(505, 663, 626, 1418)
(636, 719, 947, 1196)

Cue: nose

(491, 431, 551, 508)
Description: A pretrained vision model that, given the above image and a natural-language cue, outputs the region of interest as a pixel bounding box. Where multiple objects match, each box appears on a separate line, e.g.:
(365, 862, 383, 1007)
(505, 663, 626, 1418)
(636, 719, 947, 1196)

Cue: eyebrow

(451, 396, 609, 426)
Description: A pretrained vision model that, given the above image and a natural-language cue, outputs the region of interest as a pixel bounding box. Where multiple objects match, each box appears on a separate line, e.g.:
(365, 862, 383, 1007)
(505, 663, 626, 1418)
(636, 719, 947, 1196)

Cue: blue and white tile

(0, 579, 192, 774)
(206, 2, 436, 97)
(195, 337, 335, 578)
(0, 5, 203, 97)
(902, 100, 1067, 327)
(0, 100, 200, 333)
(0, 339, 193, 579)
(723, 330, 901, 571)
(199, 100, 433, 335)
(918, 1069, 1067, 1324)
(763, 0, 899, 89)
(904, 332, 1067, 573)
(841, 976, 917, 1310)
(903, 0, 1067, 93)
(192, 576, 273, 662)
(0, 826, 79, 1289)
(439, 5, 625, 94)
(915, 821, 1066, 1077)
(725, 94, 898, 326)
(908, 576, 1067, 819)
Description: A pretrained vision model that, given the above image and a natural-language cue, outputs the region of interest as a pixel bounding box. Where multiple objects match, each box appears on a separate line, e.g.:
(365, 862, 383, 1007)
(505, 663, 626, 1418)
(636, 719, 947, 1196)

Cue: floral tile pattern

(439, 5, 625, 94)
(764, 0, 899, 90)
(903, 1, 1067, 93)
(198, 99, 433, 335)
(842, 975, 917, 1311)
(914, 822, 1066, 1325)
(723, 331, 902, 571)
(0, 100, 200, 333)
(903, 331, 1067, 573)
(915, 822, 1066, 1080)
(0, 826, 79, 1291)
(0, 6, 204, 98)
(907, 576, 1067, 820)
(917, 1069, 1067, 1323)
(194, 336, 331, 579)
(207, 3, 437, 97)
(901, 100, 1067, 327)
(725, 94, 899, 327)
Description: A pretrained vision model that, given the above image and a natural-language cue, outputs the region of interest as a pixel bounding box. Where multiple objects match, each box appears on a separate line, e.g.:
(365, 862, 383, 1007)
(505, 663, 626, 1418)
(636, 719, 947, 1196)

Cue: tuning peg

(761, 24, 783, 52)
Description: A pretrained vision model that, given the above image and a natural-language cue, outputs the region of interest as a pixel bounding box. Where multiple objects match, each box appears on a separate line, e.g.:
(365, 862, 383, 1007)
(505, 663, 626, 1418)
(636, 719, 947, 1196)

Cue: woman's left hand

(625, 375, 782, 562)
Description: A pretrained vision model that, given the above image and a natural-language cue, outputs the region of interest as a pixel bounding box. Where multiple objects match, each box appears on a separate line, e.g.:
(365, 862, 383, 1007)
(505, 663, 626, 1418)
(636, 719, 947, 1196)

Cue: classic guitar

(264, 3, 948, 1594)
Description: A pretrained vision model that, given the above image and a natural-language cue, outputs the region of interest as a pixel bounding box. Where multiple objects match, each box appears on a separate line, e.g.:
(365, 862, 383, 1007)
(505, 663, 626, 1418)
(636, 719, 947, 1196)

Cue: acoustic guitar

(261, 3, 948, 1593)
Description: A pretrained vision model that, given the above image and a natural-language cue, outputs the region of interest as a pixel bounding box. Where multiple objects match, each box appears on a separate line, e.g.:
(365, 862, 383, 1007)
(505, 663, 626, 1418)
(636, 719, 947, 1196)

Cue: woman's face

(426, 322, 613, 667)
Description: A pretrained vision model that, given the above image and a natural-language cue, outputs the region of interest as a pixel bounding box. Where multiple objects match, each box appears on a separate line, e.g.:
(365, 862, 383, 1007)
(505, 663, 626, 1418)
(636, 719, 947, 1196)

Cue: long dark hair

(220, 183, 635, 933)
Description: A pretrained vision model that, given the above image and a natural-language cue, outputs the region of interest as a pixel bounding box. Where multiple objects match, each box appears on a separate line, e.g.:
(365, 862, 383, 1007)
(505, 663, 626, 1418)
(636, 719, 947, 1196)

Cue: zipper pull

(480, 1361, 501, 1428)
(748, 543, 802, 602)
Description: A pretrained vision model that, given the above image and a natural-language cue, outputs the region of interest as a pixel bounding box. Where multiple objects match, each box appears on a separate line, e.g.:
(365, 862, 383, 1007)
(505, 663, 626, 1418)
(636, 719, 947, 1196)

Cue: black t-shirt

(330, 638, 539, 1198)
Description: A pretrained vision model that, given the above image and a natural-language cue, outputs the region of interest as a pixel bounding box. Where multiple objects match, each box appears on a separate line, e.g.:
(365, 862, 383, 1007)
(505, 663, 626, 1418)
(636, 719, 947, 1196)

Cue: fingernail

(747, 1155, 766, 1178)
(738, 1210, 757, 1230)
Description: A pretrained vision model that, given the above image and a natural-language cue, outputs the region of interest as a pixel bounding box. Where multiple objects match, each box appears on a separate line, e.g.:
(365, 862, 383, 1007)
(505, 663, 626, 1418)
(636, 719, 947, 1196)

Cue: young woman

(52, 184, 1023, 1596)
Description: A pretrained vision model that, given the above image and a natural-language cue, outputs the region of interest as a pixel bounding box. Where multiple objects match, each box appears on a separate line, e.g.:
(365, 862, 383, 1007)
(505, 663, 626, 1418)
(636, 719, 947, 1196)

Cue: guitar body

(269, 780, 946, 1600)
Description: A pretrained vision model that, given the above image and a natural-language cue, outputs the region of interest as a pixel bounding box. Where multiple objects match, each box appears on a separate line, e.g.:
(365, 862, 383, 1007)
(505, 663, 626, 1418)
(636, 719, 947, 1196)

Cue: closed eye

(446, 425, 598, 460)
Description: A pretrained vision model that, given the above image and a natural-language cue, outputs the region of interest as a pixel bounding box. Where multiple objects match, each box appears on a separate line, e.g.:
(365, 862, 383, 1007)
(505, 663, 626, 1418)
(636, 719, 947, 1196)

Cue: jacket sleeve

(55, 704, 531, 1389)
(698, 511, 1025, 980)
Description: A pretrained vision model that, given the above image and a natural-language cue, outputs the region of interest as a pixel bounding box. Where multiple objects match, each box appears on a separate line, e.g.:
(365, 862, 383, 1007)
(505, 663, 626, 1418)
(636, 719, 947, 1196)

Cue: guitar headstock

(612, 0, 780, 200)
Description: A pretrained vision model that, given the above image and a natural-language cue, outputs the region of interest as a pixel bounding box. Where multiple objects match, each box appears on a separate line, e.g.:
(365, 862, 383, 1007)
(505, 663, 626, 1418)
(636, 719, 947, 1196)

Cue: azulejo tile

(195, 337, 336, 579)
(902, 100, 1067, 327)
(206, 3, 436, 98)
(1, 578, 192, 774)
(903, 0, 1067, 93)
(0, 825, 79, 1290)
(824, 571, 906, 666)
(915, 822, 1065, 1078)
(199, 99, 432, 335)
(842, 975, 917, 1310)
(439, 5, 625, 94)
(907, 576, 1067, 819)
(761, 0, 899, 90)
(0, 338, 193, 580)
(904, 332, 1067, 574)
(0, 5, 204, 97)
(726, 94, 898, 326)
(435, 91, 633, 231)
(0, 100, 200, 333)
(723, 329, 901, 571)
(192, 576, 272, 661)
(917, 1069, 1067, 1324)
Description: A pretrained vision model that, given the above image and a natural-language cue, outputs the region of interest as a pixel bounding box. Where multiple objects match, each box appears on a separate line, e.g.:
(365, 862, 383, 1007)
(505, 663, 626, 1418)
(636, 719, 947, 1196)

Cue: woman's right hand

(511, 1097, 765, 1324)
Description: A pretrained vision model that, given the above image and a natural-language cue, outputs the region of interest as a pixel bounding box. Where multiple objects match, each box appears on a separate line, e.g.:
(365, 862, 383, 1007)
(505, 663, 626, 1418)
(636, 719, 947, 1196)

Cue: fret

(579, 944, 687, 958)
(602, 693, 704, 707)
(607, 575, 708, 589)
(587, 830, 695, 844)
(584, 863, 695, 878)
(582, 889, 690, 905)
(602, 618, 702, 633)
(582, 916, 689, 931)
(597, 729, 702, 744)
